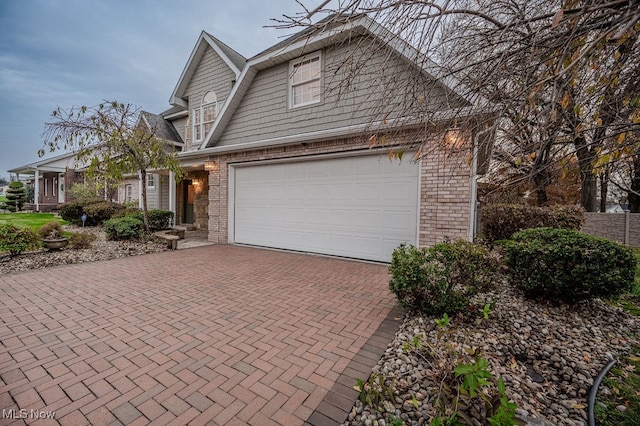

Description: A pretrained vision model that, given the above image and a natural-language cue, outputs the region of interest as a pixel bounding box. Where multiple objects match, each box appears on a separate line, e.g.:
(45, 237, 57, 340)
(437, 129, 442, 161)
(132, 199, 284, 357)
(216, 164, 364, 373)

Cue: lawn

(0, 212, 67, 231)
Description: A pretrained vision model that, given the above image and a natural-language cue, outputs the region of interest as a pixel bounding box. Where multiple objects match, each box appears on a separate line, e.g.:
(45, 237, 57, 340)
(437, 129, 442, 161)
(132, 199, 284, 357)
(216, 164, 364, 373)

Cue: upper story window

(147, 174, 156, 189)
(192, 91, 218, 144)
(289, 52, 322, 108)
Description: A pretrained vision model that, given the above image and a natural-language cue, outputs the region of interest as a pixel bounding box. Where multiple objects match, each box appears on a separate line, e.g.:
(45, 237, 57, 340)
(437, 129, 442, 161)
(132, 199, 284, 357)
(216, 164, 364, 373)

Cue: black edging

(587, 358, 617, 426)
(305, 305, 405, 426)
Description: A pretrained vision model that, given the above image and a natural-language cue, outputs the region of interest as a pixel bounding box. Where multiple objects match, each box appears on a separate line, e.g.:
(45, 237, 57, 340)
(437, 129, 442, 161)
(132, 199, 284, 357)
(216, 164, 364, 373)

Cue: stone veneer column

(208, 168, 221, 244)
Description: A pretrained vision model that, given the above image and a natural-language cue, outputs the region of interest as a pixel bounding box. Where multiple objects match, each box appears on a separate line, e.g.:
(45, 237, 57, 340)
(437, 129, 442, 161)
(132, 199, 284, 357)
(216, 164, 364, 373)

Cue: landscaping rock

(0, 225, 167, 274)
(342, 283, 640, 426)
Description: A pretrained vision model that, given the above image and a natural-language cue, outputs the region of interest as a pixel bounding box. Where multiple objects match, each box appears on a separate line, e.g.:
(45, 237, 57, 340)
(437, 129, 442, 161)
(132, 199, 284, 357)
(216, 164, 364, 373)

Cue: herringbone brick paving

(0, 245, 398, 425)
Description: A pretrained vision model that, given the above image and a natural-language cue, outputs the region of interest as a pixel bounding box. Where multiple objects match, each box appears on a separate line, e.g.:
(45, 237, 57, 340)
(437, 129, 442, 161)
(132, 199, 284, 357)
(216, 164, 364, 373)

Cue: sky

(0, 0, 315, 178)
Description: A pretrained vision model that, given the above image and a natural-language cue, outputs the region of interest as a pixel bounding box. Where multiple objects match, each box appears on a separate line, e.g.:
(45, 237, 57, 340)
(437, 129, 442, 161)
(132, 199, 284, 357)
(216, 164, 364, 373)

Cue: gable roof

(201, 14, 487, 149)
(169, 31, 247, 107)
(140, 111, 184, 146)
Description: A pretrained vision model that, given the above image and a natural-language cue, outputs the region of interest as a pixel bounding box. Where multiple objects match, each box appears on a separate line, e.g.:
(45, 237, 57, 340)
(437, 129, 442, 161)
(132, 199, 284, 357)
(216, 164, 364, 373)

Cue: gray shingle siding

(216, 37, 460, 146)
(184, 46, 236, 107)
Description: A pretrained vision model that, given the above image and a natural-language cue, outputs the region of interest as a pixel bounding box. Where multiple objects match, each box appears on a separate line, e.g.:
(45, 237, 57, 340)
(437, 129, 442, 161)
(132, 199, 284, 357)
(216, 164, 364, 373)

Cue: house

(7, 151, 84, 212)
(152, 14, 493, 262)
(7, 14, 493, 262)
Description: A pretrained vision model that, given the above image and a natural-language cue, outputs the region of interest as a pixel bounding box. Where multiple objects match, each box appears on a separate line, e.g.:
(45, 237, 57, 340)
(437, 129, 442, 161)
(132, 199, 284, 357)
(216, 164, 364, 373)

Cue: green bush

(504, 228, 636, 303)
(59, 200, 126, 226)
(104, 217, 143, 240)
(481, 204, 584, 243)
(5, 181, 26, 212)
(0, 223, 41, 255)
(126, 209, 174, 231)
(389, 241, 498, 316)
(83, 201, 126, 226)
(68, 232, 97, 249)
(58, 202, 85, 225)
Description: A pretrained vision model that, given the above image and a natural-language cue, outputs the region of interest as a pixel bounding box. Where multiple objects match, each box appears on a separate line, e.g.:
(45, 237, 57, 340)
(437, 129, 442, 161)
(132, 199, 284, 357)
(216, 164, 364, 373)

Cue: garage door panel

(233, 154, 419, 262)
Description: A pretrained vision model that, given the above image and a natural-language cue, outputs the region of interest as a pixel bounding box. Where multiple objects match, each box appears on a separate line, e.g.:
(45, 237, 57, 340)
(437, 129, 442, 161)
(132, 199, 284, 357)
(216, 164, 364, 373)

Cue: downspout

(468, 134, 479, 242)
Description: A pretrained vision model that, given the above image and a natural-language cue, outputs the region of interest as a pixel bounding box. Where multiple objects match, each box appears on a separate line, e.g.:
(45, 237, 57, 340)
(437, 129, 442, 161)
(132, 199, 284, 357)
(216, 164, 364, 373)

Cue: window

(44, 178, 48, 197)
(125, 184, 132, 202)
(147, 174, 156, 189)
(192, 91, 218, 143)
(289, 52, 322, 108)
(53, 177, 57, 197)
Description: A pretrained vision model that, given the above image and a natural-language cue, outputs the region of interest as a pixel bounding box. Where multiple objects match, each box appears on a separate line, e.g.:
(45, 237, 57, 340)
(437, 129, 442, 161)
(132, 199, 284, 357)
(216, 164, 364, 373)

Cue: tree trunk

(140, 169, 150, 233)
(574, 135, 598, 212)
(599, 168, 609, 212)
(629, 156, 640, 213)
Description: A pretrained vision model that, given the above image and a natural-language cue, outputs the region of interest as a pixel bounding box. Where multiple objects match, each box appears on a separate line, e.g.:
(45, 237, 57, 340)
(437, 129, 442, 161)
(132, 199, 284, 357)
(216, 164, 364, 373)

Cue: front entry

(183, 180, 195, 224)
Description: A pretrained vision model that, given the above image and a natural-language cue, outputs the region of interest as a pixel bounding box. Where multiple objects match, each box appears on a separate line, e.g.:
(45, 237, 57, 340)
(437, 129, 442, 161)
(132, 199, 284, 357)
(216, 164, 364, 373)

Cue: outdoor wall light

(444, 127, 464, 149)
(204, 160, 218, 171)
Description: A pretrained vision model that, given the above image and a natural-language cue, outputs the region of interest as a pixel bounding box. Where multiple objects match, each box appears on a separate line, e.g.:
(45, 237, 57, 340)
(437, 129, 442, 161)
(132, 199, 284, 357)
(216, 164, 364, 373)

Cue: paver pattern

(0, 245, 398, 425)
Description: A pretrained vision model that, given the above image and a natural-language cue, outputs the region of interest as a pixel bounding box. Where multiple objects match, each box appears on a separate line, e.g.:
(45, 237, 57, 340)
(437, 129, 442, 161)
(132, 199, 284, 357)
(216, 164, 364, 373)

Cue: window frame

(192, 91, 218, 144)
(44, 178, 48, 197)
(288, 51, 323, 109)
(52, 177, 57, 197)
(147, 174, 156, 189)
(125, 184, 132, 202)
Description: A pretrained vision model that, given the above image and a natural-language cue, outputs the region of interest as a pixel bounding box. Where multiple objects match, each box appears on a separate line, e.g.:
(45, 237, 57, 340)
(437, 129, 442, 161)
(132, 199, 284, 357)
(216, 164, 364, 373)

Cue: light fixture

(444, 127, 464, 149)
(204, 159, 218, 171)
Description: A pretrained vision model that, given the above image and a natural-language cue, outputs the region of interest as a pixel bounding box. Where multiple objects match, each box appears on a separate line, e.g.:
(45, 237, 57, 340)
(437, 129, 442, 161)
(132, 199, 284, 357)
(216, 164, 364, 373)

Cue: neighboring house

(153, 14, 493, 262)
(7, 151, 85, 212)
(606, 203, 629, 213)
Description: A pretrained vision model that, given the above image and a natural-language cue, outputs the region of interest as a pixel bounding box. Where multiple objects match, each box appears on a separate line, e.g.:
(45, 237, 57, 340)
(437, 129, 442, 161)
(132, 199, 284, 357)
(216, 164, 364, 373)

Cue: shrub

(5, 181, 26, 212)
(58, 202, 85, 225)
(481, 204, 584, 243)
(68, 232, 97, 249)
(104, 217, 143, 240)
(504, 227, 636, 303)
(66, 182, 101, 204)
(38, 221, 64, 239)
(59, 200, 126, 226)
(125, 209, 174, 231)
(0, 223, 41, 255)
(83, 201, 126, 226)
(389, 241, 498, 316)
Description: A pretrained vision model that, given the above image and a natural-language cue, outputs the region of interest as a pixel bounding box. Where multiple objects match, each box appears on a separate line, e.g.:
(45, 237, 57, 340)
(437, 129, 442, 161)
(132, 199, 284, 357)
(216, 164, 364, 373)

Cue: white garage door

(233, 154, 419, 262)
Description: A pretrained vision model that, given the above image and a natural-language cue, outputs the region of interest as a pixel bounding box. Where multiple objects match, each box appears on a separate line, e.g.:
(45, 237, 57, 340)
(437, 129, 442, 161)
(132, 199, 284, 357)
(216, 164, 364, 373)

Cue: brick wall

(582, 212, 640, 247)
(207, 134, 473, 247)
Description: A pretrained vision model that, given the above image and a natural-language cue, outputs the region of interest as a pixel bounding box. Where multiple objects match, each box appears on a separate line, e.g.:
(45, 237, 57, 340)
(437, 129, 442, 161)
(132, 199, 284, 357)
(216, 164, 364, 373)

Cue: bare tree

(274, 0, 640, 210)
(43, 101, 184, 232)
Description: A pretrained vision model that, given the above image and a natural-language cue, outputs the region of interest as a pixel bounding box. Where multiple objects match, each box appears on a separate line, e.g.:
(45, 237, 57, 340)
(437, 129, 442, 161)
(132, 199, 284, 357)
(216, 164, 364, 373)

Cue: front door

(184, 180, 195, 224)
(58, 173, 65, 204)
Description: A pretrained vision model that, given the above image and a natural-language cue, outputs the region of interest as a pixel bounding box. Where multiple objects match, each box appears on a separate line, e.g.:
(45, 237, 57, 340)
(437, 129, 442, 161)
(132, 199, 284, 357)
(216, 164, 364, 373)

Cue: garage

(232, 153, 419, 262)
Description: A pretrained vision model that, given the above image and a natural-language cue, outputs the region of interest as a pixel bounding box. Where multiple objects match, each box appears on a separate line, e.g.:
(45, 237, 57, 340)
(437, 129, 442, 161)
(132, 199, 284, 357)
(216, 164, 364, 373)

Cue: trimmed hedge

(481, 204, 584, 243)
(504, 227, 636, 303)
(104, 217, 143, 240)
(389, 241, 498, 316)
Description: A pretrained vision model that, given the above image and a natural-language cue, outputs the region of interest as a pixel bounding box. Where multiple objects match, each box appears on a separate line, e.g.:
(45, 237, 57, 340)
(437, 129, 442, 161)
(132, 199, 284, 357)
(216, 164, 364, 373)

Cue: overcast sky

(0, 0, 314, 178)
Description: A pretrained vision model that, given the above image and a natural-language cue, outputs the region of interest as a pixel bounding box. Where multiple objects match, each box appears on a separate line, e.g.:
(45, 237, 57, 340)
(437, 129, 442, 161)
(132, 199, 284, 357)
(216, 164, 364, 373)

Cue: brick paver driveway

(0, 245, 400, 425)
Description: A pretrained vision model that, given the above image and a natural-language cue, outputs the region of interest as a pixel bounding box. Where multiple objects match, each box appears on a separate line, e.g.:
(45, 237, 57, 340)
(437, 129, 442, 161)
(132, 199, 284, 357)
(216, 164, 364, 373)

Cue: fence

(582, 212, 640, 247)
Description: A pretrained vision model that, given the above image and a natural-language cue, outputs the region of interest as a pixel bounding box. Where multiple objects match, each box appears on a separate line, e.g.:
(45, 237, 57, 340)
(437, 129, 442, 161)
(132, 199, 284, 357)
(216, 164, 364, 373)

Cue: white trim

(164, 110, 189, 120)
(227, 163, 235, 244)
(169, 31, 242, 105)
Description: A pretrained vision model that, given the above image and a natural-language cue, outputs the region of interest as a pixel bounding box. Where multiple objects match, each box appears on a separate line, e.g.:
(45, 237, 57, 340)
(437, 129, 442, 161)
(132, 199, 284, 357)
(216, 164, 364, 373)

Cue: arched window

(192, 91, 217, 143)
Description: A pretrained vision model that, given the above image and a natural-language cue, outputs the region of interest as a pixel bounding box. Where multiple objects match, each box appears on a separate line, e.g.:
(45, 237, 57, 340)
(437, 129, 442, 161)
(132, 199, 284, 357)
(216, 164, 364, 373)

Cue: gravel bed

(343, 284, 640, 426)
(0, 225, 168, 274)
